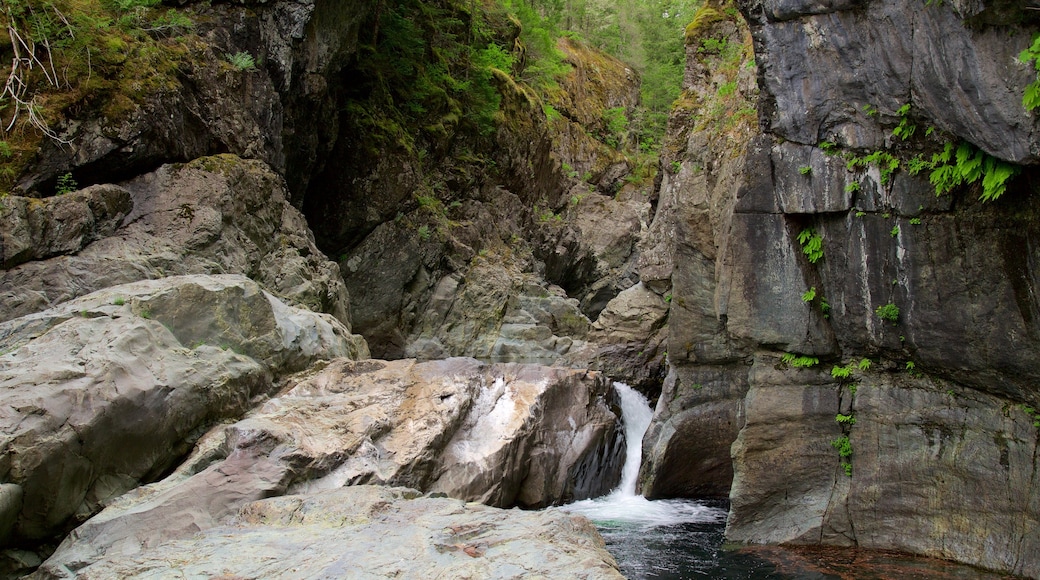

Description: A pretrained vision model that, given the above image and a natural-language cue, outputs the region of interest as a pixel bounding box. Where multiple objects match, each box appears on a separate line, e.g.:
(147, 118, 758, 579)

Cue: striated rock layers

(640, 1, 1040, 576)
(31, 358, 623, 578)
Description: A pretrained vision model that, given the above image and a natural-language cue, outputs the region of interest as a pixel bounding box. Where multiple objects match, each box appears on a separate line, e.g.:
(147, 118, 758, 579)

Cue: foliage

(797, 228, 824, 264)
(835, 413, 856, 426)
(781, 353, 819, 368)
(0, 0, 197, 191)
(875, 303, 899, 322)
(225, 51, 257, 72)
(1019, 33, 1040, 112)
(55, 172, 76, 194)
(892, 103, 915, 140)
(798, 165, 812, 175)
(831, 435, 853, 476)
(831, 364, 853, 379)
(925, 141, 1019, 202)
(601, 106, 628, 148)
(1019, 404, 1040, 428)
(802, 287, 816, 302)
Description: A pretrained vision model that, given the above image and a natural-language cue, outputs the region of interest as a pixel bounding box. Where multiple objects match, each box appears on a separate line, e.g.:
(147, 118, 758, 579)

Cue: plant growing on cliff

(1019, 34, 1040, 112)
(781, 353, 819, 368)
(923, 141, 1019, 202)
(225, 51, 257, 72)
(797, 228, 824, 264)
(831, 435, 853, 476)
(1019, 404, 1040, 428)
(55, 172, 77, 195)
(875, 303, 900, 322)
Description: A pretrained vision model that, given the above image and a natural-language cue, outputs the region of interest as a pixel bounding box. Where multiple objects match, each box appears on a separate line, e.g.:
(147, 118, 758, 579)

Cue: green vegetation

(781, 353, 819, 368)
(1020, 34, 1040, 112)
(55, 172, 77, 195)
(797, 228, 824, 264)
(1019, 404, 1040, 428)
(798, 165, 812, 175)
(225, 51, 257, 72)
(601, 106, 629, 148)
(1, 0, 197, 192)
(875, 303, 900, 322)
(892, 103, 915, 140)
(917, 141, 1019, 203)
(802, 287, 816, 302)
(831, 435, 853, 476)
(112, 296, 125, 306)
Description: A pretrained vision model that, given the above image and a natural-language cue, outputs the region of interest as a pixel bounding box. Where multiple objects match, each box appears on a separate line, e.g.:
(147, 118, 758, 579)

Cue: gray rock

(0, 186, 132, 270)
(0, 156, 352, 326)
(34, 486, 624, 580)
(640, 365, 750, 498)
(727, 359, 1040, 578)
(742, 0, 1040, 162)
(0, 274, 366, 544)
(32, 359, 623, 574)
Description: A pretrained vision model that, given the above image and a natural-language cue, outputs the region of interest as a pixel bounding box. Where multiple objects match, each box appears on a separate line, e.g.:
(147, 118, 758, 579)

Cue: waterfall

(613, 382, 654, 497)
(559, 382, 724, 527)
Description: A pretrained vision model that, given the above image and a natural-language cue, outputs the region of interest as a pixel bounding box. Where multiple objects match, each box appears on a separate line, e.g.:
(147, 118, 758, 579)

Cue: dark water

(560, 383, 1019, 580)
(591, 500, 784, 580)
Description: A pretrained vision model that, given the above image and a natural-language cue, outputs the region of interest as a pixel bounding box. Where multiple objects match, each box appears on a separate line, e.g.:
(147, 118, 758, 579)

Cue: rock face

(640, 0, 1040, 575)
(32, 486, 624, 580)
(0, 274, 367, 546)
(0, 155, 353, 326)
(31, 359, 623, 576)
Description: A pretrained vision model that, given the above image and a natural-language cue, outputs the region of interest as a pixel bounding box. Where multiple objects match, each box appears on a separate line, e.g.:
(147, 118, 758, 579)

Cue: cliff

(640, 1, 1040, 576)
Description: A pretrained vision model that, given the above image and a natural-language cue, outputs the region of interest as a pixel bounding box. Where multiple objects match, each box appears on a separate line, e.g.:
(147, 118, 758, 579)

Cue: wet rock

(34, 486, 624, 580)
(640, 365, 750, 499)
(0, 274, 366, 545)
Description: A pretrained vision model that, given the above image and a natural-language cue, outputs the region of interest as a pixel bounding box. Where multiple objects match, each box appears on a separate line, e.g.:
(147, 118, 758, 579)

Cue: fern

(1019, 33, 1040, 112)
(797, 228, 824, 263)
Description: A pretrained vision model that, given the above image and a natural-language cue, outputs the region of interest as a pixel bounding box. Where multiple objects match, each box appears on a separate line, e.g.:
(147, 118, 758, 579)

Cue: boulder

(0, 156, 352, 326)
(0, 274, 366, 544)
(31, 358, 623, 574)
(34, 486, 624, 580)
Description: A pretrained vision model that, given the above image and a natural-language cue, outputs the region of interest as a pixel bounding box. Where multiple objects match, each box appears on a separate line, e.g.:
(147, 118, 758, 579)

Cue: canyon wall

(641, 1, 1040, 576)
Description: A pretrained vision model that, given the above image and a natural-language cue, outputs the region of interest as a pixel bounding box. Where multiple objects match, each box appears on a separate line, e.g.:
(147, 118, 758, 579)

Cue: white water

(560, 382, 724, 528)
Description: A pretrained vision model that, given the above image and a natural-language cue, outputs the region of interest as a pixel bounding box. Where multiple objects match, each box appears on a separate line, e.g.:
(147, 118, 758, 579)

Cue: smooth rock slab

(33, 486, 623, 580)
(32, 358, 622, 573)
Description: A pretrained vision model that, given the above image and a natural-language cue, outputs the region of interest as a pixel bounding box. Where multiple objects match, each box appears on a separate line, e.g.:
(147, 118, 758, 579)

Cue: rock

(0, 156, 352, 326)
(30, 359, 623, 574)
(742, 0, 1040, 162)
(0, 274, 366, 545)
(0, 186, 132, 270)
(404, 254, 593, 364)
(727, 359, 1040, 578)
(640, 365, 750, 499)
(34, 486, 624, 580)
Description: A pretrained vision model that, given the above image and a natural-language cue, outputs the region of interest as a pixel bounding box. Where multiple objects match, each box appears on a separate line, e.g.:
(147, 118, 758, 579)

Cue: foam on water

(559, 382, 726, 528)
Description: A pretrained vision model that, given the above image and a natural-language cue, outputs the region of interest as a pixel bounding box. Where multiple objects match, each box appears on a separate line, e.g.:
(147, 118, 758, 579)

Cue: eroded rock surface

(0, 274, 366, 546)
(31, 358, 622, 575)
(0, 156, 352, 325)
(33, 486, 623, 580)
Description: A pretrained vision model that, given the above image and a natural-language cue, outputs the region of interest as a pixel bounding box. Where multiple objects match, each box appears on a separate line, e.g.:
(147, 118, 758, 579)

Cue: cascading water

(559, 382, 781, 579)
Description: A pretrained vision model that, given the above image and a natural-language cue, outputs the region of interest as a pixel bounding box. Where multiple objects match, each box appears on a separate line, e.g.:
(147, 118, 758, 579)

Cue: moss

(684, 6, 724, 45)
(1, 0, 199, 190)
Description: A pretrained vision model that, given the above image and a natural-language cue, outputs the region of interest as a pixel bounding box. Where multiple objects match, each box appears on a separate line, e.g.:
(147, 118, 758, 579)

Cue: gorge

(1, 0, 1039, 577)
